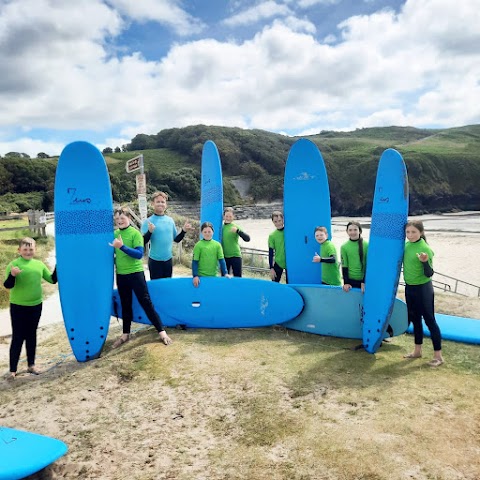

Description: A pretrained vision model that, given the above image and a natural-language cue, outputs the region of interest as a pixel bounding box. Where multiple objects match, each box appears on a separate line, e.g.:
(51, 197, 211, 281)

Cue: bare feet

(27, 366, 41, 375)
(6, 372, 16, 381)
(403, 352, 422, 359)
(428, 358, 444, 367)
(112, 334, 130, 349)
(159, 331, 172, 346)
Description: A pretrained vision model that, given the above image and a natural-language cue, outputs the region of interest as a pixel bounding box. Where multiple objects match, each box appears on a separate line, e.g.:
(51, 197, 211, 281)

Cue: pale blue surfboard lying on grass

(283, 285, 408, 340)
(55, 141, 114, 362)
(284, 138, 331, 284)
(407, 313, 480, 345)
(200, 140, 223, 242)
(0, 427, 68, 480)
(111, 277, 304, 329)
(362, 148, 408, 353)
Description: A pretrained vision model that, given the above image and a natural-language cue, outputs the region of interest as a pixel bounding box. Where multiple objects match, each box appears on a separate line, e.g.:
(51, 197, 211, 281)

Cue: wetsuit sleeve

(143, 231, 152, 245)
(51, 267, 58, 284)
(120, 245, 144, 259)
(192, 259, 199, 277)
(422, 261, 434, 278)
(174, 229, 186, 243)
(3, 273, 15, 289)
(238, 230, 250, 242)
(219, 258, 227, 276)
(342, 267, 350, 284)
(320, 255, 336, 264)
(268, 248, 274, 269)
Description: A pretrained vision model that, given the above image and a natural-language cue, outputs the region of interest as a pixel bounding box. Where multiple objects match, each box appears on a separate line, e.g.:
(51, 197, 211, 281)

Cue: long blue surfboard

(362, 149, 408, 353)
(200, 140, 223, 242)
(0, 427, 67, 480)
(283, 285, 408, 339)
(55, 141, 114, 362)
(111, 277, 304, 329)
(284, 139, 331, 284)
(407, 313, 480, 345)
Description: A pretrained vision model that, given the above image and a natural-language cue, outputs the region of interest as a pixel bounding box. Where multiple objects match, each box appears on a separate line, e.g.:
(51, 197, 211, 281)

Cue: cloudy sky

(0, 0, 479, 157)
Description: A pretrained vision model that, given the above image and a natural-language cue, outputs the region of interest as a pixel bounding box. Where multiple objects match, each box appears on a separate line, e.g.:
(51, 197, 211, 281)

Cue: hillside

(1, 125, 479, 215)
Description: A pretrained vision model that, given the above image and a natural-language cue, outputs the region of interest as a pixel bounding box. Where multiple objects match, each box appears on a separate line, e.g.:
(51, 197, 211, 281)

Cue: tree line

(1, 124, 479, 214)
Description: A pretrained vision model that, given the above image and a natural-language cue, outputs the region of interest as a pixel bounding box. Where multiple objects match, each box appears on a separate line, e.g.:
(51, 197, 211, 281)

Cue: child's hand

(343, 284, 352, 292)
(417, 252, 429, 262)
(225, 274, 232, 279)
(109, 235, 123, 249)
(230, 226, 238, 233)
(183, 221, 194, 232)
(313, 253, 321, 263)
(10, 266, 21, 276)
(270, 268, 276, 280)
(148, 221, 155, 233)
(193, 276, 200, 287)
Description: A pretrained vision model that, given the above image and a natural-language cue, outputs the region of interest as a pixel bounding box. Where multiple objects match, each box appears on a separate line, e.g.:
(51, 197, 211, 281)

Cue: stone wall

(168, 202, 284, 220)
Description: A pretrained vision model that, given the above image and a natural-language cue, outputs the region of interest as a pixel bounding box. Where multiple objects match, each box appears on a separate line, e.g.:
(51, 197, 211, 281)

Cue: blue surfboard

(0, 427, 67, 480)
(200, 140, 223, 242)
(362, 148, 408, 353)
(283, 285, 408, 339)
(284, 139, 331, 284)
(54, 141, 114, 362)
(407, 313, 480, 345)
(111, 277, 304, 329)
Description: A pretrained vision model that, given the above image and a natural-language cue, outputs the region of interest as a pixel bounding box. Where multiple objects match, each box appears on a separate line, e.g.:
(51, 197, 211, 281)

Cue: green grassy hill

(1, 125, 479, 214)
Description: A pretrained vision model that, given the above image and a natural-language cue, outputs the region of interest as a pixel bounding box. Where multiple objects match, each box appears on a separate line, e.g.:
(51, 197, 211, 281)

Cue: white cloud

(1, 0, 480, 157)
(107, 0, 205, 35)
(223, 1, 292, 27)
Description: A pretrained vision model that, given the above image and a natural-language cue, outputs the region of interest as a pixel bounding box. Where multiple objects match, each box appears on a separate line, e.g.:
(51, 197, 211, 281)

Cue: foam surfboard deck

(0, 427, 68, 480)
(284, 138, 331, 284)
(55, 141, 114, 362)
(111, 277, 304, 328)
(200, 140, 223, 242)
(283, 285, 408, 339)
(407, 313, 480, 345)
(362, 149, 408, 353)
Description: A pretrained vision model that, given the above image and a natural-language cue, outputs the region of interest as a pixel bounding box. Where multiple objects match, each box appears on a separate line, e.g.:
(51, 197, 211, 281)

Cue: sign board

(125, 154, 143, 173)
(136, 174, 146, 195)
(138, 194, 148, 221)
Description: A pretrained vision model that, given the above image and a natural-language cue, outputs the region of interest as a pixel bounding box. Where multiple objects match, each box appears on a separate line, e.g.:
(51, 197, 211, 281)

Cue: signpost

(125, 154, 147, 221)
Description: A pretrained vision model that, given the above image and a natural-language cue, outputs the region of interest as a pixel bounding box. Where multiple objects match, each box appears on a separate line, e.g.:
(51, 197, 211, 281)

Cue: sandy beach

(236, 212, 480, 290)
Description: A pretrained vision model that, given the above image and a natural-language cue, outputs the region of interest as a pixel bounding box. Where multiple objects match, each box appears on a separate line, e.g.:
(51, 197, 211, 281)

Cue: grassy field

(1, 311, 479, 480)
(1, 230, 479, 479)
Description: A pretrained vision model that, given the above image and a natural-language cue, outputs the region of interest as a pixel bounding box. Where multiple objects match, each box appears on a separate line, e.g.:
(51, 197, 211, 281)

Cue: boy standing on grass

(268, 211, 287, 283)
(3, 237, 57, 380)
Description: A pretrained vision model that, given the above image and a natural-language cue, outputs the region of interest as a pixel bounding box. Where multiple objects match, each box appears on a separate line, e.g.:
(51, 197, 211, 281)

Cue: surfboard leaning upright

(362, 148, 408, 353)
(284, 139, 331, 284)
(54, 141, 114, 362)
(200, 140, 224, 242)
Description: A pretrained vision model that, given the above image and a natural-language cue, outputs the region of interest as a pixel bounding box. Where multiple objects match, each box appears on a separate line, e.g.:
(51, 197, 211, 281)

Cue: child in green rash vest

(192, 222, 231, 287)
(222, 207, 251, 277)
(268, 211, 287, 283)
(403, 220, 444, 367)
(110, 208, 172, 348)
(341, 221, 368, 293)
(3, 237, 57, 380)
(312, 226, 341, 286)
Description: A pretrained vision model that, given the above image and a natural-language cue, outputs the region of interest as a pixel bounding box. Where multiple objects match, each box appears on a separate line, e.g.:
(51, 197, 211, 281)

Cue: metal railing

(241, 247, 480, 297)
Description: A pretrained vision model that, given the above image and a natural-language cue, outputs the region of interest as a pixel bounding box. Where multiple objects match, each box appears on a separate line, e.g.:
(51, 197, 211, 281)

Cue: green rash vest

(268, 229, 286, 269)
(114, 226, 144, 275)
(5, 257, 54, 306)
(320, 240, 341, 286)
(193, 239, 225, 277)
(222, 223, 242, 258)
(403, 238, 434, 285)
(340, 239, 368, 281)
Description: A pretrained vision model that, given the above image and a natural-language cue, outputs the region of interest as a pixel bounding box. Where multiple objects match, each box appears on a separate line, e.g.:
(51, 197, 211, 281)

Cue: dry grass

(1, 308, 480, 480)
